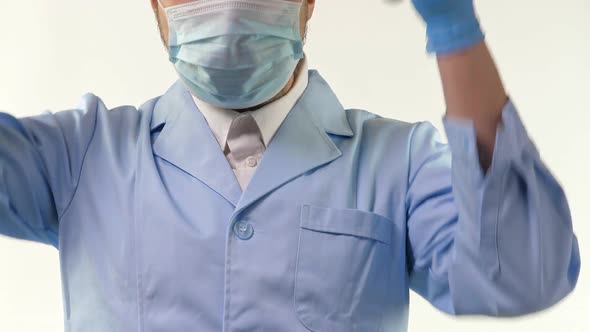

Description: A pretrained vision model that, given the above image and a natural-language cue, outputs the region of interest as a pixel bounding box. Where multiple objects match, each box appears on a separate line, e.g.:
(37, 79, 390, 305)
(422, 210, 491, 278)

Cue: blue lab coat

(0, 70, 580, 331)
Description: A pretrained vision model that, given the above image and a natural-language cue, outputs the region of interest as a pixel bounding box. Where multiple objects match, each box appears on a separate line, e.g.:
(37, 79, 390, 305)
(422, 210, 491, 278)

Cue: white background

(0, 0, 588, 331)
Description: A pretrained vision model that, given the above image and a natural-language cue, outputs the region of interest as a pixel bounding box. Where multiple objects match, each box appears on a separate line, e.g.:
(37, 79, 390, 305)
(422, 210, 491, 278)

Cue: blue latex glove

(412, 0, 485, 54)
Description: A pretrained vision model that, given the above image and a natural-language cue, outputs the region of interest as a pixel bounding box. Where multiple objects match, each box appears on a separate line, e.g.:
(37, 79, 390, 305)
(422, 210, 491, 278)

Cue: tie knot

(226, 113, 265, 168)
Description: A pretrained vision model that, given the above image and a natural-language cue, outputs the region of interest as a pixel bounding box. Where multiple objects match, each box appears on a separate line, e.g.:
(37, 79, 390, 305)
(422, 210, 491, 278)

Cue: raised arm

(0, 99, 99, 248)
(405, 0, 581, 316)
(406, 118, 580, 315)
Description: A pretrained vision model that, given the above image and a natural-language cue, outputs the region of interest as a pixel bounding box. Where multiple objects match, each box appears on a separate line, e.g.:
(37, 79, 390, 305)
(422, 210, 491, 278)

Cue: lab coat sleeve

(0, 96, 99, 248)
(405, 97, 580, 316)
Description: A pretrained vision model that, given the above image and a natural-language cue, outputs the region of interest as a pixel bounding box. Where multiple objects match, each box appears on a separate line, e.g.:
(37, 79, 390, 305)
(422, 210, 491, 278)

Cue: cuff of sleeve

(442, 97, 538, 184)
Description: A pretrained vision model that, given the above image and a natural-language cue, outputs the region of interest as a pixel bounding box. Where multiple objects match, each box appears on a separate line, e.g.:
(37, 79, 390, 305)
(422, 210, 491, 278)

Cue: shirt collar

(191, 56, 309, 150)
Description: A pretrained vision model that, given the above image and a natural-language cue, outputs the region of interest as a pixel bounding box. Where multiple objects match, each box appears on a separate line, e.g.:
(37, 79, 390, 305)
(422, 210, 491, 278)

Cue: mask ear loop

(156, 0, 174, 50)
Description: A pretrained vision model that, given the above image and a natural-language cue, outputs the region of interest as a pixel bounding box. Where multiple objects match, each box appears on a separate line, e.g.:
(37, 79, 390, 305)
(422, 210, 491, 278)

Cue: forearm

(436, 40, 508, 171)
(408, 114, 580, 316)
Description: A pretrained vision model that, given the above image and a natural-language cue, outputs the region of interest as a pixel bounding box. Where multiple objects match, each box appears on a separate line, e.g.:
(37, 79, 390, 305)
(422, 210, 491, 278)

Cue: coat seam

(56, 107, 99, 223)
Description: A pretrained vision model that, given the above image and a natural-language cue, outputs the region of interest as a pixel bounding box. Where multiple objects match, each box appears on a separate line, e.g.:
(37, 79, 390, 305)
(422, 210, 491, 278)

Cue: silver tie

(225, 113, 265, 171)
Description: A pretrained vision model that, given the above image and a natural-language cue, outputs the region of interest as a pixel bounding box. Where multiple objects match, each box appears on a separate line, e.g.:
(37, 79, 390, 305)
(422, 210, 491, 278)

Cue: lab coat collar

(150, 70, 353, 136)
(150, 70, 354, 210)
(302, 70, 354, 137)
(151, 80, 243, 206)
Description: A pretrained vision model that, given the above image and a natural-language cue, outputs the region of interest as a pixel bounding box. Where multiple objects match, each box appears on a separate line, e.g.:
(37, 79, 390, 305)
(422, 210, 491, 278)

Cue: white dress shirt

(192, 57, 309, 191)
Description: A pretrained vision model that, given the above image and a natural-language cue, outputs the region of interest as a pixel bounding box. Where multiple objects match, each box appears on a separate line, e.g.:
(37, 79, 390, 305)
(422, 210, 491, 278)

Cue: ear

(306, 0, 316, 20)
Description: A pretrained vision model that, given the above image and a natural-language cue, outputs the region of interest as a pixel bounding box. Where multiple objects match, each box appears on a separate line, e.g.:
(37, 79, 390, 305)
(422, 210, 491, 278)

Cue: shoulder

(18, 93, 160, 157)
(77, 93, 152, 131)
(343, 108, 446, 170)
(54, 93, 159, 143)
(344, 108, 424, 148)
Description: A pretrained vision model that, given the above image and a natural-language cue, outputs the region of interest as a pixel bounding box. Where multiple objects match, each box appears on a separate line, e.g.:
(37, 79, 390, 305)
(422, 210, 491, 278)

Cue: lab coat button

(233, 221, 254, 240)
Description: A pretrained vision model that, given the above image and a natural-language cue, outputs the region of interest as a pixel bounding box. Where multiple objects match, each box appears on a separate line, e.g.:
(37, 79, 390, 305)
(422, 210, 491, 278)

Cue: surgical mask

(158, 0, 304, 109)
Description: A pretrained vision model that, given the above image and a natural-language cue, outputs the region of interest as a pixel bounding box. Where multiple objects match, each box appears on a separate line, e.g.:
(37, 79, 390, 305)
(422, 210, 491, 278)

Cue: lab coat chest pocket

(294, 205, 394, 332)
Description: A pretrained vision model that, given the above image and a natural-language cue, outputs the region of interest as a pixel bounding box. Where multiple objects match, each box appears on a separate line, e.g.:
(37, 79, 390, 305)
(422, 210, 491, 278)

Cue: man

(0, 0, 580, 331)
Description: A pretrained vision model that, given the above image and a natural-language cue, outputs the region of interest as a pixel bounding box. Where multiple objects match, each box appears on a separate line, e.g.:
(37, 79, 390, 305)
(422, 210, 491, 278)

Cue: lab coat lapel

(234, 70, 354, 215)
(151, 81, 242, 207)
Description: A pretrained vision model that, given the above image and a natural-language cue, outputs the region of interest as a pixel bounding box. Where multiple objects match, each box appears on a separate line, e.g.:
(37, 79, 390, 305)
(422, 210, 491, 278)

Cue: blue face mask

(158, 0, 305, 110)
